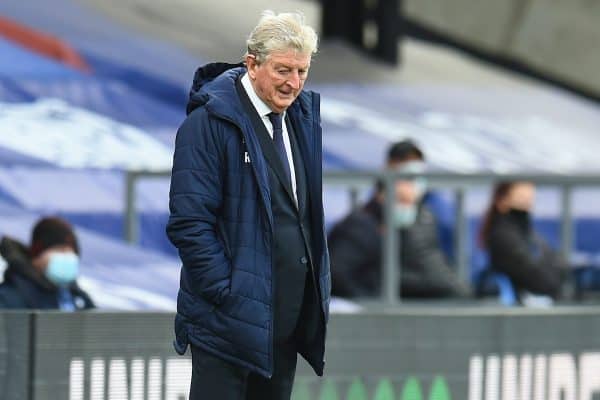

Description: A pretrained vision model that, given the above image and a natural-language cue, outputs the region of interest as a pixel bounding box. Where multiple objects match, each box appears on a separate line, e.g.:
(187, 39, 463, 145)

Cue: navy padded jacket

(166, 63, 330, 378)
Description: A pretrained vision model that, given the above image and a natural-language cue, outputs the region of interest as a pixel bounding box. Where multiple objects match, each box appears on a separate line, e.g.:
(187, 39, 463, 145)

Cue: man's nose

(287, 71, 301, 90)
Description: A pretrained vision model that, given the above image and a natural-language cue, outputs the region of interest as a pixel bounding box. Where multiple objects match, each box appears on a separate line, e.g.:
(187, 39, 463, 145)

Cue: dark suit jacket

(236, 78, 322, 346)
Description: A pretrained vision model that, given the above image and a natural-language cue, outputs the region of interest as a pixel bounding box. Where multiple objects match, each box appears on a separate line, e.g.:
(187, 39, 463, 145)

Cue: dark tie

(268, 112, 291, 183)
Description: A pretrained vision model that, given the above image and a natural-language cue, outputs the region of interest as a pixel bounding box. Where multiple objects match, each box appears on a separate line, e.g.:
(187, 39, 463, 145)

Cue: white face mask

(414, 177, 428, 200)
(393, 203, 417, 228)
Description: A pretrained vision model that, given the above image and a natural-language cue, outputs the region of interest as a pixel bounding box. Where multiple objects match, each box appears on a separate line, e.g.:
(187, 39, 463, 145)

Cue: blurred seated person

(479, 181, 568, 300)
(328, 140, 471, 299)
(0, 217, 94, 310)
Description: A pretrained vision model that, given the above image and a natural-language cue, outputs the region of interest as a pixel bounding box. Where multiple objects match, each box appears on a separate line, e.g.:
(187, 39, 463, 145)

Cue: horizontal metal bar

(323, 171, 600, 187)
(127, 169, 600, 187)
(125, 170, 171, 179)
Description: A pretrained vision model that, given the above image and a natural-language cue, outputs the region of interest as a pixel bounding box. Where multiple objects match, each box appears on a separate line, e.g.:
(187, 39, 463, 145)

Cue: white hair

(245, 10, 318, 63)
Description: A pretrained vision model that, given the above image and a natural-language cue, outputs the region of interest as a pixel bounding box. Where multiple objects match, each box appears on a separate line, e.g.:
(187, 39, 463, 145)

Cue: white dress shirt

(241, 73, 298, 205)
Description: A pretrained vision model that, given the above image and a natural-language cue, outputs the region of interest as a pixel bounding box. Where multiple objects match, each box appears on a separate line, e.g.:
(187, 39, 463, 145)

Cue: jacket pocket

(179, 288, 217, 321)
(218, 219, 232, 260)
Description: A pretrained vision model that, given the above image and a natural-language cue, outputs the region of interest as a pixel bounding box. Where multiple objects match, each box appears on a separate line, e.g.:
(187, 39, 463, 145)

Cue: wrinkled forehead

(265, 49, 312, 68)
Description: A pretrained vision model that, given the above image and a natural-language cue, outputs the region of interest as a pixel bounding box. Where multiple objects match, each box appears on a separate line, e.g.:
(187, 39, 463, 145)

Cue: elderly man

(166, 11, 330, 400)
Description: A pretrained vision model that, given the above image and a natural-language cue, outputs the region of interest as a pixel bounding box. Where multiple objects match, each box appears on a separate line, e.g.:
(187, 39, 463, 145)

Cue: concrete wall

(404, 0, 600, 95)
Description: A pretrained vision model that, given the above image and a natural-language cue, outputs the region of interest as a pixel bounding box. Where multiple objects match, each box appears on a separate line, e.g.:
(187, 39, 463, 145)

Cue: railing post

(349, 187, 360, 211)
(124, 171, 138, 244)
(454, 187, 470, 284)
(560, 185, 574, 258)
(382, 172, 400, 304)
(453, 188, 469, 283)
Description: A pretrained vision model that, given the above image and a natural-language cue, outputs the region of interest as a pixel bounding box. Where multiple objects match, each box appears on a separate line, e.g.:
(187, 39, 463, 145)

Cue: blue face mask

(414, 177, 428, 200)
(45, 252, 79, 287)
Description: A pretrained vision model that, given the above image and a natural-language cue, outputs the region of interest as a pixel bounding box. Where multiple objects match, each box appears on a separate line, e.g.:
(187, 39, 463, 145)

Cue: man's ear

(246, 54, 259, 80)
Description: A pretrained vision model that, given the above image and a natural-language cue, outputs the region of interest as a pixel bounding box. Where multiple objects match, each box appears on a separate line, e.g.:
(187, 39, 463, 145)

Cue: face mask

(45, 252, 79, 287)
(414, 177, 428, 200)
(508, 208, 530, 217)
(393, 203, 417, 228)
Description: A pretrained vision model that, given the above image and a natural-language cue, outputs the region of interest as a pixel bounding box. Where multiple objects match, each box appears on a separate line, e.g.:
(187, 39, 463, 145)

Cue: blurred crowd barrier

(126, 170, 600, 304)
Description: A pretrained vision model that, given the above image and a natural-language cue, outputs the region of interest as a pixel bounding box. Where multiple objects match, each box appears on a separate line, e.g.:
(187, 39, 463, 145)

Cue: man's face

(246, 50, 311, 113)
(388, 158, 424, 206)
(394, 180, 417, 206)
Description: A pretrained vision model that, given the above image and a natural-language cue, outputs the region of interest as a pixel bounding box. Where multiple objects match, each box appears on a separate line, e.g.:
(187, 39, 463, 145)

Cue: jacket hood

(186, 62, 245, 115)
(0, 236, 55, 290)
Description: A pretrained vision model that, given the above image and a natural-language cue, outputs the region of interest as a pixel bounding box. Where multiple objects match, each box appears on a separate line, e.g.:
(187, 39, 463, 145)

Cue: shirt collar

(241, 73, 284, 118)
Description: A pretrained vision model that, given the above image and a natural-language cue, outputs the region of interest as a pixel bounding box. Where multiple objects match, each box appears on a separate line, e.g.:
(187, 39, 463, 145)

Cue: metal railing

(125, 170, 600, 305)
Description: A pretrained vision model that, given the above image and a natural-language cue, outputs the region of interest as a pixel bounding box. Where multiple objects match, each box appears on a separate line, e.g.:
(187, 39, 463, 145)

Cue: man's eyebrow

(272, 62, 310, 70)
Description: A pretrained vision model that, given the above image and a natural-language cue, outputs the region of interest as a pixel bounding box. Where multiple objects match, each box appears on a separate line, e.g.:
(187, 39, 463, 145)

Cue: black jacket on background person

(328, 197, 471, 299)
(487, 210, 566, 299)
(0, 237, 94, 310)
